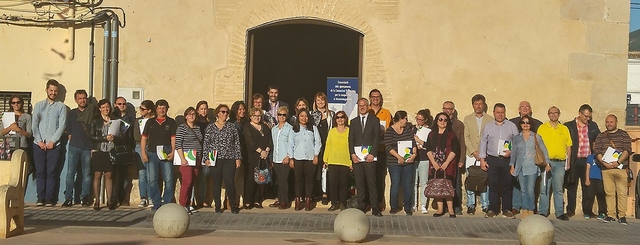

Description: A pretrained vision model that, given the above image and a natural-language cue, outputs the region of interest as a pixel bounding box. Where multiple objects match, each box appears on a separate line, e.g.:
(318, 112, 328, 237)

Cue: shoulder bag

(110, 138, 135, 165)
(465, 161, 488, 192)
(254, 158, 271, 185)
(533, 134, 547, 167)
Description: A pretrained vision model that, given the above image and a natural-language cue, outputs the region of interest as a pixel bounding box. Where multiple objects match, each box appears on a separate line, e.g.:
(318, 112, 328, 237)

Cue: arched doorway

(246, 19, 363, 108)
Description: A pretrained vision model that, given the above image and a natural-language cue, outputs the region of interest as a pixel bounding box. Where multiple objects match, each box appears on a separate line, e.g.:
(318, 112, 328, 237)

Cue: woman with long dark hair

(425, 112, 460, 218)
(134, 100, 155, 208)
(90, 99, 119, 210)
(413, 109, 433, 214)
(289, 109, 321, 211)
(229, 100, 248, 209)
(1, 95, 32, 156)
(195, 100, 212, 209)
(311, 92, 335, 205)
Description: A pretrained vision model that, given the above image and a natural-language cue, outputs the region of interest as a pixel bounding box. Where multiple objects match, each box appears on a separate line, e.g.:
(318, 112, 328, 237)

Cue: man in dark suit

(564, 104, 600, 218)
(349, 98, 383, 217)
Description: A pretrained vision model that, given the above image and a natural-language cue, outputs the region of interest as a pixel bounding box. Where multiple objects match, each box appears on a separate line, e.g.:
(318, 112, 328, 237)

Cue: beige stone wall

(0, 0, 631, 209)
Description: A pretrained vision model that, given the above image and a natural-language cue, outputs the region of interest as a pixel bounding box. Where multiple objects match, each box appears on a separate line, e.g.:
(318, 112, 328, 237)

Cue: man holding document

(593, 114, 632, 225)
(479, 103, 518, 218)
(349, 98, 383, 217)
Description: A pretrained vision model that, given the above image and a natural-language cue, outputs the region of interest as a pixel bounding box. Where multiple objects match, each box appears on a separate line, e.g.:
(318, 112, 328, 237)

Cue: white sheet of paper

(1, 112, 16, 135)
(498, 140, 511, 156)
(207, 150, 218, 167)
(173, 150, 197, 166)
(602, 147, 623, 169)
(354, 146, 377, 162)
(380, 120, 387, 129)
(156, 145, 168, 160)
(415, 126, 430, 142)
(397, 140, 412, 160)
(139, 118, 149, 134)
(108, 120, 121, 136)
(321, 167, 327, 192)
(465, 155, 480, 169)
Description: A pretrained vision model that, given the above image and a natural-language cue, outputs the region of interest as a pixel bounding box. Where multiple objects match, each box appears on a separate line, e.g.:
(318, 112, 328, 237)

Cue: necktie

(361, 116, 365, 133)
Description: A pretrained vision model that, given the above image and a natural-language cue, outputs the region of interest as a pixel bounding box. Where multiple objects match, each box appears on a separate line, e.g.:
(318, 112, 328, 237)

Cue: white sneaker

(189, 206, 198, 213)
(138, 199, 148, 208)
(421, 205, 428, 214)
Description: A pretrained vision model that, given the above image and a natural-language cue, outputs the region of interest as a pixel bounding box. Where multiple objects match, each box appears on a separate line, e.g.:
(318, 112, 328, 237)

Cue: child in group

(584, 155, 607, 220)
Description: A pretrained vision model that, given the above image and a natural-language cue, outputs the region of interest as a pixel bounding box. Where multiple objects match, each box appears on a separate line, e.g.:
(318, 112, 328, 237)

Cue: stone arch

(212, 0, 391, 108)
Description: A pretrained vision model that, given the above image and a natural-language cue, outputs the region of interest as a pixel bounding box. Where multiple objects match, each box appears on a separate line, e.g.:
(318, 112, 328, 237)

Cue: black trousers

(243, 161, 264, 205)
(487, 155, 513, 213)
(112, 164, 128, 204)
(376, 155, 387, 205)
(353, 161, 379, 212)
(273, 163, 291, 203)
(294, 160, 315, 198)
(583, 178, 607, 215)
(566, 157, 587, 213)
(212, 159, 237, 209)
(454, 166, 463, 211)
(329, 164, 350, 207)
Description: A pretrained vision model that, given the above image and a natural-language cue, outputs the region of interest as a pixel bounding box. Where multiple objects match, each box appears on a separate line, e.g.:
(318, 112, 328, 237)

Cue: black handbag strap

(187, 125, 203, 147)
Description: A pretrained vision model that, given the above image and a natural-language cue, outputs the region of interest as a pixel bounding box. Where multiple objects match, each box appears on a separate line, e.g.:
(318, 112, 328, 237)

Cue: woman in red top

(425, 112, 460, 218)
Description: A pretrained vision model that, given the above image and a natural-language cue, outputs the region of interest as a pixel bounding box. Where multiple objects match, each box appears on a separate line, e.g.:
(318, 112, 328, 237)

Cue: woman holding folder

(176, 107, 203, 214)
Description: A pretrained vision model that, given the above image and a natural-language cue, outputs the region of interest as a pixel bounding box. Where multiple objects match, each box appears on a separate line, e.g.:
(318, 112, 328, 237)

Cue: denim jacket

(272, 122, 293, 163)
(510, 131, 550, 176)
(289, 125, 321, 160)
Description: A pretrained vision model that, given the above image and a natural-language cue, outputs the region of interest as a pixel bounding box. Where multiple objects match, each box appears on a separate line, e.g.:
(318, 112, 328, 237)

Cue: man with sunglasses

(112, 97, 137, 206)
(564, 104, 600, 218)
(508, 101, 543, 216)
(61, 90, 92, 207)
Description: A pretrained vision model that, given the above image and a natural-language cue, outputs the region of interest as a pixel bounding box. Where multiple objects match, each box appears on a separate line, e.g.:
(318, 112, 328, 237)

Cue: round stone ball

(517, 214, 555, 245)
(153, 203, 190, 238)
(334, 208, 370, 243)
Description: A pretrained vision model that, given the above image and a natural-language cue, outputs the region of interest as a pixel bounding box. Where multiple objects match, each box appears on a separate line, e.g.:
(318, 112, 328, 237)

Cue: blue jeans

(64, 145, 92, 200)
(466, 168, 489, 209)
(517, 174, 537, 210)
(539, 160, 565, 217)
(135, 144, 149, 199)
(388, 163, 416, 212)
(414, 160, 430, 208)
(148, 152, 175, 209)
(512, 176, 522, 210)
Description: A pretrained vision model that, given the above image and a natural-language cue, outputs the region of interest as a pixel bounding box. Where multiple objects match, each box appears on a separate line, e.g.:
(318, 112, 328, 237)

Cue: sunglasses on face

(437, 118, 448, 122)
(336, 115, 346, 119)
(277, 113, 287, 117)
(116, 103, 126, 106)
(10, 101, 21, 105)
(520, 121, 530, 124)
(139, 107, 148, 111)
(219, 110, 228, 114)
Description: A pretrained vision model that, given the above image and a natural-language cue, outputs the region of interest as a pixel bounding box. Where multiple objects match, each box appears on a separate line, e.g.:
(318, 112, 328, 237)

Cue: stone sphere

(517, 214, 555, 245)
(333, 208, 370, 243)
(153, 203, 190, 238)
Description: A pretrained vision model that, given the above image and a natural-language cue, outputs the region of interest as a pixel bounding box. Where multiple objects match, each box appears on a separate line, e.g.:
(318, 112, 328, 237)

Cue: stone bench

(0, 149, 28, 238)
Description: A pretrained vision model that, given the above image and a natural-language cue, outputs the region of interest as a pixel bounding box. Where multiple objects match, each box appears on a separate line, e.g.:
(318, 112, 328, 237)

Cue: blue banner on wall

(327, 77, 359, 119)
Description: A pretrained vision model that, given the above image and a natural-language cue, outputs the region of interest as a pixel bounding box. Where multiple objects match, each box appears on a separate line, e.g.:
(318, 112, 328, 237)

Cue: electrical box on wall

(117, 88, 144, 107)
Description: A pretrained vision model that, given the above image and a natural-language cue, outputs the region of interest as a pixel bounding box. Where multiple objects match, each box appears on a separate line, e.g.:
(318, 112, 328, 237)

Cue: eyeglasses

(251, 115, 262, 118)
(139, 107, 148, 111)
(520, 121, 531, 124)
(415, 117, 425, 121)
(219, 110, 228, 114)
(580, 111, 592, 119)
(442, 107, 454, 111)
(547, 112, 559, 115)
(336, 115, 345, 119)
(116, 103, 126, 106)
(10, 101, 21, 105)
(277, 113, 287, 117)
(437, 118, 448, 122)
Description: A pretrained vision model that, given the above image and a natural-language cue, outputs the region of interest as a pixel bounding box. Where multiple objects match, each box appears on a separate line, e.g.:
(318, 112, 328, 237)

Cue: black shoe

(455, 207, 463, 215)
(36, 198, 45, 206)
(373, 212, 383, 217)
(433, 212, 445, 217)
(389, 208, 401, 214)
(61, 199, 73, 207)
(254, 203, 263, 209)
(268, 201, 280, 208)
(467, 207, 476, 215)
(482, 208, 489, 214)
(244, 204, 254, 210)
(81, 197, 90, 207)
(215, 208, 223, 213)
(603, 216, 616, 223)
(406, 211, 413, 216)
(556, 214, 569, 221)
(328, 205, 338, 211)
(340, 205, 346, 211)
(231, 207, 240, 214)
(449, 214, 457, 218)
(321, 197, 329, 205)
(619, 217, 628, 225)
(566, 211, 575, 217)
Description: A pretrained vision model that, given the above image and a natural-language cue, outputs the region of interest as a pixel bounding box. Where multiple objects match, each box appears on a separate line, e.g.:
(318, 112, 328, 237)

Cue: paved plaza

(0, 204, 637, 244)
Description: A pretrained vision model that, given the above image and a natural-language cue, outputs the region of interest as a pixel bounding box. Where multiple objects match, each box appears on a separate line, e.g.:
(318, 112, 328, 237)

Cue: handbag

(424, 169, 454, 199)
(253, 159, 271, 185)
(533, 134, 547, 167)
(110, 145, 135, 165)
(465, 165, 488, 192)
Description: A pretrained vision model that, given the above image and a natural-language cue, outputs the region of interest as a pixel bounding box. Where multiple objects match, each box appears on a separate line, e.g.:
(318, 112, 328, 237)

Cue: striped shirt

(176, 124, 203, 154)
(384, 124, 417, 165)
(593, 129, 632, 164)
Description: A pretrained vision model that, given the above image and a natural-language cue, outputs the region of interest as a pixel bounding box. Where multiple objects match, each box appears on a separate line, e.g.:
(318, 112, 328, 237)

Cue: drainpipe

(109, 17, 119, 104)
(102, 19, 111, 100)
(68, 4, 75, 61)
(88, 21, 95, 97)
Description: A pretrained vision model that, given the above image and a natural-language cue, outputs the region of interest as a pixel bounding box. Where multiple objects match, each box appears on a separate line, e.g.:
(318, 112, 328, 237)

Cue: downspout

(88, 21, 95, 97)
(109, 17, 119, 104)
(68, 4, 75, 60)
(102, 19, 111, 100)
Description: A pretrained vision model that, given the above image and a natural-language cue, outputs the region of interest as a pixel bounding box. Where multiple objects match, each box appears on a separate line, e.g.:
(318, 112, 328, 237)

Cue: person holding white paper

(203, 104, 242, 214)
(384, 111, 417, 216)
(176, 107, 203, 214)
(133, 100, 155, 208)
(89, 99, 118, 210)
(140, 99, 177, 211)
(1, 95, 32, 150)
(479, 103, 518, 218)
(593, 114, 632, 225)
(413, 109, 433, 214)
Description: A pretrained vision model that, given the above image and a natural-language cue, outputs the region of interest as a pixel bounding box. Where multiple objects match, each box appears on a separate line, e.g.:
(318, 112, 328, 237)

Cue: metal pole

(109, 17, 119, 104)
(102, 19, 111, 100)
(89, 21, 95, 97)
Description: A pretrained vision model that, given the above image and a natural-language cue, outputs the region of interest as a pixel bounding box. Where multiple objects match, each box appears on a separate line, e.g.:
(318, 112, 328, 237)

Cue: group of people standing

(1, 80, 633, 224)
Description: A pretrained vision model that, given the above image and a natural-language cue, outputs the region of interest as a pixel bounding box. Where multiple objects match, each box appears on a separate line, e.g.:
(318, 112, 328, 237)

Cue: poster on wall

(327, 77, 359, 119)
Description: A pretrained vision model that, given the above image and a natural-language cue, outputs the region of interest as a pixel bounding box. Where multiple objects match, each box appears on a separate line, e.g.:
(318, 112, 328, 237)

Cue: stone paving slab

(23, 206, 640, 244)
